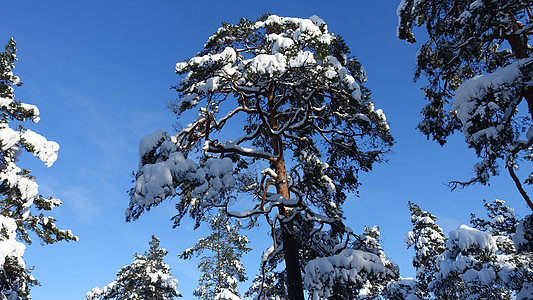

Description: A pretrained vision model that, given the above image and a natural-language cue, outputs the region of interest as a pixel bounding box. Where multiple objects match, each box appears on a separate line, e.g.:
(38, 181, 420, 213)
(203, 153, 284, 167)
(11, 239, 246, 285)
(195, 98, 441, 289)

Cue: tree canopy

(397, 0, 533, 209)
(127, 14, 392, 299)
(0, 38, 76, 300)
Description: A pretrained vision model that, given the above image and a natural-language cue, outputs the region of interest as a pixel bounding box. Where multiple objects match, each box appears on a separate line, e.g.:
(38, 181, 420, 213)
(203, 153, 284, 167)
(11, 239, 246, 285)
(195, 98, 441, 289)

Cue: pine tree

(126, 14, 393, 298)
(179, 210, 251, 300)
(85, 236, 181, 300)
(0, 38, 76, 299)
(404, 202, 447, 298)
(397, 0, 533, 210)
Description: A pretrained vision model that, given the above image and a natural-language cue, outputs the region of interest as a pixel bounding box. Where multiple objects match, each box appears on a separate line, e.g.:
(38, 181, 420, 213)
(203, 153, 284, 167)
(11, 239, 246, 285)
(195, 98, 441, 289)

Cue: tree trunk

(267, 85, 305, 300)
(508, 19, 533, 113)
(280, 225, 304, 300)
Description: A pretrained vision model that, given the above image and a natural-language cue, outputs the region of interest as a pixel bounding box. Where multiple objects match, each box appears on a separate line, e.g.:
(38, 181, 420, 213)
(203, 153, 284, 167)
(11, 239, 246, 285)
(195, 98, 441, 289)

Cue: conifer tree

(434, 224, 513, 299)
(397, 0, 533, 210)
(126, 14, 392, 299)
(179, 210, 251, 300)
(470, 199, 519, 237)
(0, 38, 76, 299)
(303, 226, 399, 299)
(404, 202, 446, 298)
(85, 236, 181, 300)
(403, 201, 532, 299)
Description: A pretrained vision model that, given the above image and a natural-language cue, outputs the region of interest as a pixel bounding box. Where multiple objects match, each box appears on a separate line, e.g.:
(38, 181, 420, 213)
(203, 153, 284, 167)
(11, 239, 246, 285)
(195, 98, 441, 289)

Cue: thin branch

(507, 137, 533, 210)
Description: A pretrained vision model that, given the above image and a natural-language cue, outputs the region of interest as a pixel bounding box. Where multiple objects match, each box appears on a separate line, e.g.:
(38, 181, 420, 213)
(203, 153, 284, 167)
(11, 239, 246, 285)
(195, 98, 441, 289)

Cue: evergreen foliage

(127, 14, 392, 298)
(85, 236, 181, 300)
(397, 0, 533, 209)
(404, 202, 447, 298)
(303, 226, 399, 299)
(0, 38, 76, 300)
(399, 200, 533, 299)
(179, 210, 251, 299)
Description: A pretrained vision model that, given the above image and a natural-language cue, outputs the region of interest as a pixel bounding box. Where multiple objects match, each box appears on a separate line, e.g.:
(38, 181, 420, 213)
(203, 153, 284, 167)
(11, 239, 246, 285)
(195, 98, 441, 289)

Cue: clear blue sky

(2, 1, 531, 299)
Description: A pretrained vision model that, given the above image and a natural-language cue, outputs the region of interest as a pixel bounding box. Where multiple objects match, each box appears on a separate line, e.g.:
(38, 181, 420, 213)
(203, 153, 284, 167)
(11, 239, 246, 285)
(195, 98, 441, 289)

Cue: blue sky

(2, 1, 532, 299)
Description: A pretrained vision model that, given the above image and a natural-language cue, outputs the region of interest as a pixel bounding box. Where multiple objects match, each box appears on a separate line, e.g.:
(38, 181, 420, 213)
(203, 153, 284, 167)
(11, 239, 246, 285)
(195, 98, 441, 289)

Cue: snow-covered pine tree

(0, 38, 76, 299)
(434, 224, 514, 299)
(303, 226, 399, 299)
(404, 202, 446, 298)
(85, 236, 180, 300)
(470, 199, 533, 299)
(126, 14, 393, 299)
(397, 0, 533, 210)
(179, 210, 251, 300)
(470, 199, 519, 238)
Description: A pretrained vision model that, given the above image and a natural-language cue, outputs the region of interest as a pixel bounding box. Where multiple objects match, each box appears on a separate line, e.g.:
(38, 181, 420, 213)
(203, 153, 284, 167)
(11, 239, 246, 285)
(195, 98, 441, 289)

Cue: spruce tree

(434, 224, 512, 299)
(403, 201, 533, 299)
(404, 202, 447, 298)
(126, 14, 393, 298)
(0, 38, 76, 299)
(179, 210, 251, 299)
(303, 226, 399, 299)
(85, 236, 180, 300)
(470, 199, 519, 237)
(397, 0, 533, 209)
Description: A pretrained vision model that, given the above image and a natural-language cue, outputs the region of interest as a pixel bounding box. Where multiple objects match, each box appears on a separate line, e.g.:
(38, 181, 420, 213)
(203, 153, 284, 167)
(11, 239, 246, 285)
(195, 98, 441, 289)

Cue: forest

(1, 1, 533, 299)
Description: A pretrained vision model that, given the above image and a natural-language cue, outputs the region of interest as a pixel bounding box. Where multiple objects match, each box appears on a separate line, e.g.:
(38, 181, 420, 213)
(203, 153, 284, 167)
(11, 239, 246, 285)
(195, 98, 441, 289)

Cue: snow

(513, 214, 532, 251)
(289, 50, 316, 68)
(0, 215, 25, 268)
(447, 225, 496, 253)
(268, 33, 294, 54)
(386, 277, 421, 300)
(460, 267, 496, 286)
(0, 126, 20, 151)
(139, 129, 167, 157)
(244, 53, 287, 76)
(396, 0, 408, 16)
(309, 15, 326, 28)
(304, 249, 393, 299)
(177, 47, 237, 73)
(130, 143, 239, 218)
(215, 288, 241, 300)
(21, 129, 59, 167)
(293, 19, 323, 42)
(133, 162, 175, 207)
(454, 58, 533, 126)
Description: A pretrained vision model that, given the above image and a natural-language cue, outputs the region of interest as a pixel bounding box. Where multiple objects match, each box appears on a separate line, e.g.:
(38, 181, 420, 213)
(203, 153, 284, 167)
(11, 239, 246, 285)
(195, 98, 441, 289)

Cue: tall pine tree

(179, 210, 251, 299)
(126, 14, 393, 299)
